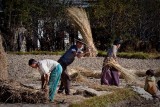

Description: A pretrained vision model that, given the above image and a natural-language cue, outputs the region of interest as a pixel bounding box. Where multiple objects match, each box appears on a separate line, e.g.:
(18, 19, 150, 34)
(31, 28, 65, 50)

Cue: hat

(113, 39, 122, 45)
(75, 38, 86, 45)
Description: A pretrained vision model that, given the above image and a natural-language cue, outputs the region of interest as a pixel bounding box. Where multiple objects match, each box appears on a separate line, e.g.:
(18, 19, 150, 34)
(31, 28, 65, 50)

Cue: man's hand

(42, 87, 48, 92)
(41, 75, 45, 89)
(77, 52, 84, 58)
(41, 74, 49, 90)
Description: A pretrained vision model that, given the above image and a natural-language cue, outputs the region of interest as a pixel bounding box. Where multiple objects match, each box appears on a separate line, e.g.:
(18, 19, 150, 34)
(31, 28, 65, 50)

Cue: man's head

(146, 69, 155, 76)
(113, 39, 122, 48)
(76, 39, 84, 49)
(28, 59, 38, 68)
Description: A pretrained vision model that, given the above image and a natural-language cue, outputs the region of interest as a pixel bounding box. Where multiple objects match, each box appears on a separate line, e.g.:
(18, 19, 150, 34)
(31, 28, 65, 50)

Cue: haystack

(0, 80, 48, 103)
(0, 34, 8, 80)
(71, 72, 88, 83)
(105, 58, 141, 85)
(0, 34, 47, 103)
(69, 67, 100, 78)
(66, 7, 98, 57)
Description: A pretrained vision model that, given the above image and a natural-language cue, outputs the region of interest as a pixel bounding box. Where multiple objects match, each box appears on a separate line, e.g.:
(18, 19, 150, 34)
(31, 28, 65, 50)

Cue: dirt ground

(0, 55, 160, 107)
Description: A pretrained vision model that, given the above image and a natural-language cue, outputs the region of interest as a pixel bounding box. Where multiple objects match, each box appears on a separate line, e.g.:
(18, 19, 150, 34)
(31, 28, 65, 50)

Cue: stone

(131, 86, 153, 100)
(73, 86, 110, 97)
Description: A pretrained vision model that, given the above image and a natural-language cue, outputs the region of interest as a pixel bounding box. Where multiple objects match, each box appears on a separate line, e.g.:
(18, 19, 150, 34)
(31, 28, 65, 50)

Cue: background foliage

(0, 0, 160, 52)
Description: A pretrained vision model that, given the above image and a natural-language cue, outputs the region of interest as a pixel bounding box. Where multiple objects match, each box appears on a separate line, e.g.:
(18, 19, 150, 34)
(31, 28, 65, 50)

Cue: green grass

(69, 88, 137, 107)
(97, 50, 107, 57)
(8, 51, 160, 59)
(98, 51, 160, 59)
(117, 52, 160, 59)
(7, 51, 65, 55)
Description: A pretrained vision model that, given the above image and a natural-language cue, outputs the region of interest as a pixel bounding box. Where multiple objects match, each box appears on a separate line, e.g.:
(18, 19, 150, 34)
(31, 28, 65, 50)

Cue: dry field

(0, 55, 160, 107)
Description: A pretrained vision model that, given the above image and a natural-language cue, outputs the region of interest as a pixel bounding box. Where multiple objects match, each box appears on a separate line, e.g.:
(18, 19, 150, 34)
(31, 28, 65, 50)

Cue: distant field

(8, 51, 160, 59)
(98, 51, 160, 59)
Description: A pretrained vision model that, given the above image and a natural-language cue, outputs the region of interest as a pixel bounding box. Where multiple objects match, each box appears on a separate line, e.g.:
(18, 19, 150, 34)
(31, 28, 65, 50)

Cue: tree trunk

(0, 34, 8, 80)
(18, 27, 27, 52)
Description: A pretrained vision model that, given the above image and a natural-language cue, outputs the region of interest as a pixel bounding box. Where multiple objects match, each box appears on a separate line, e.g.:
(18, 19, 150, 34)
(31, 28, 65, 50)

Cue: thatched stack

(0, 35, 48, 103)
(68, 67, 100, 83)
(0, 34, 8, 80)
(66, 7, 98, 57)
(69, 67, 100, 78)
(0, 80, 48, 103)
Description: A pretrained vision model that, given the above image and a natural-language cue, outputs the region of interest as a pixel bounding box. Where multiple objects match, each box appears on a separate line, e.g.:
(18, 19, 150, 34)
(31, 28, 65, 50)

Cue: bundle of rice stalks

(69, 67, 100, 78)
(71, 72, 89, 83)
(0, 80, 48, 103)
(156, 68, 160, 76)
(66, 7, 98, 57)
(0, 34, 8, 80)
(105, 58, 141, 85)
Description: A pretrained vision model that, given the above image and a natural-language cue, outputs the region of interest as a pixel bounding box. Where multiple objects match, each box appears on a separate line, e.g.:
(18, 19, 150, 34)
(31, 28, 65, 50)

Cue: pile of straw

(66, 7, 98, 57)
(71, 72, 88, 83)
(0, 34, 8, 80)
(0, 80, 48, 103)
(105, 58, 141, 85)
(69, 67, 100, 78)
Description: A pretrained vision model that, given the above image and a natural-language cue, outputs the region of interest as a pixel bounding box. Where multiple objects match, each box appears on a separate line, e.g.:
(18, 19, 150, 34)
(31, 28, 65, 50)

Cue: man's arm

(44, 74, 49, 86)
(41, 74, 49, 89)
(112, 46, 117, 61)
(72, 46, 91, 58)
(41, 74, 45, 89)
(76, 52, 84, 58)
(72, 50, 83, 58)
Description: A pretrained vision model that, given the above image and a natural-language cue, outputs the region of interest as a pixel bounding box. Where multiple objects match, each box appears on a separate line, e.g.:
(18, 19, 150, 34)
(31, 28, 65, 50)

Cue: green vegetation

(8, 51, 160, 59)
(97, 50, 107, 57)
(69, 88, 137, 107)
(7, 51, 65, 55)
(98, 51, 160, 59)
(1, 0, 160, 52)
(117, 52, 160, 59)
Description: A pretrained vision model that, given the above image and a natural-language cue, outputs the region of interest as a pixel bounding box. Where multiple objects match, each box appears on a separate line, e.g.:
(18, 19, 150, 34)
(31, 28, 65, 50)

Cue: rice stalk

(0, 80, 48, 103)
(66, 7, 98, 57)
(105, 59, 141, 85)
(0, 34, 8, 80)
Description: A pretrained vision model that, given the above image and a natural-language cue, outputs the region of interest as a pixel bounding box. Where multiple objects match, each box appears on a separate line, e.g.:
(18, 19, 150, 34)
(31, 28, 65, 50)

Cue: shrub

(118, 52, 160, 59)
(117, 52, 149, 59)
(97, 51, 160, 59)
(97, 51, 107, 57)
(7, 51, 65, 55)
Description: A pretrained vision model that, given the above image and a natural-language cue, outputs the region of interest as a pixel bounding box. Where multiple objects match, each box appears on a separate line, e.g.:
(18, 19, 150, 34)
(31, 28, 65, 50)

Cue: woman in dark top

(101, 39, 122, 86)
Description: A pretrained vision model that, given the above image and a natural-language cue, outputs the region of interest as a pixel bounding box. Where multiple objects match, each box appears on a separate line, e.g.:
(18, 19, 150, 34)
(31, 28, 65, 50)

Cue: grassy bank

(7, 51, 65, 55)
(98, 51, 160, 59)
(8, 51, 160, 59)
(69, 88, 137, 107)
(118, 52, 160, 59)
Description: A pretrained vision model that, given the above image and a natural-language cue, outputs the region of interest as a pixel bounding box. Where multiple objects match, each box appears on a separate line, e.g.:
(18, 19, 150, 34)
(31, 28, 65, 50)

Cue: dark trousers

(58, 59, 71, 95)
